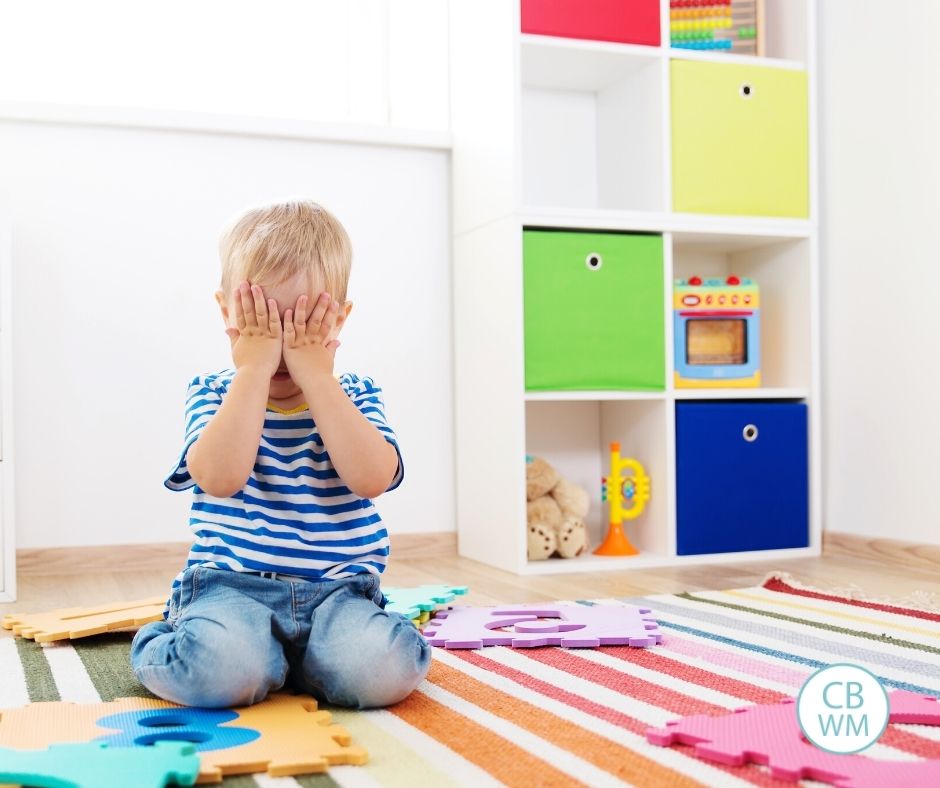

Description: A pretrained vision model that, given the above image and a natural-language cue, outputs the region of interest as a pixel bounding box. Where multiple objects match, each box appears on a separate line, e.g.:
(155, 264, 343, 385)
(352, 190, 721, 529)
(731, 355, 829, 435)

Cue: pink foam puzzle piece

(422, 603, 662, 649)
(646, 691, 940, 787)
(888, 690, 940, 725)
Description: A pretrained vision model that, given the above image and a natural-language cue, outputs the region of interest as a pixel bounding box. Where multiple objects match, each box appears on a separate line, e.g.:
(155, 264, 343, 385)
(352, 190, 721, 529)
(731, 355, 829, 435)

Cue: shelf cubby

(762, 0, 809, 63)
(668, 0, 809, 66)
(521, 36, 663, 213)
(672, 235, 812, 391)
(525, 399, 669, 564)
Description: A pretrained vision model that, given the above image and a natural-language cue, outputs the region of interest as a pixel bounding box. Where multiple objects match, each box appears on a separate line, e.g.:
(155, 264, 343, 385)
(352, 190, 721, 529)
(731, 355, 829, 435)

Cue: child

(131, 199, 430, 709)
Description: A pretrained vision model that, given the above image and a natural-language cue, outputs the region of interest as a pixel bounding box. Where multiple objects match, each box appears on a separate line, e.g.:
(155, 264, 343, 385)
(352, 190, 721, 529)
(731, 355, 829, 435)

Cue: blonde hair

(219, 199, 352, 302)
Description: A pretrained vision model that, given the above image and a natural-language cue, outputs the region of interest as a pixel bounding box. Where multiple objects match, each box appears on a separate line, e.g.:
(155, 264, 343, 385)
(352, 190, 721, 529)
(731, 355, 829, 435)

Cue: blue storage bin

(676, 402, 809, 555)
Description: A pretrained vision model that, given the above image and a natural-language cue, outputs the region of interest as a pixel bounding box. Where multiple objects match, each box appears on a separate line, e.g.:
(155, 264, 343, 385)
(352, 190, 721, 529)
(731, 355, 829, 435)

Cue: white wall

(0, 0, 449, 130)
(0, 118, 453, 548)
(820, 1, 940, 544)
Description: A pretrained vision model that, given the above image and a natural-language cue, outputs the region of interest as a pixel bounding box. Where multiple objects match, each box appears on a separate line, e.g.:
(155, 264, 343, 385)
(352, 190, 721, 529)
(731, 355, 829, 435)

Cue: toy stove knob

(727, 275, 741, 285)
(688, 276, 703, 286)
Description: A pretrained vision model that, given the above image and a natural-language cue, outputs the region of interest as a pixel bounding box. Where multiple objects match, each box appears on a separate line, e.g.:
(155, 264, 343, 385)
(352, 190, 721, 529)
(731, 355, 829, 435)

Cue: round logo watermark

(797, 664, 889, 754)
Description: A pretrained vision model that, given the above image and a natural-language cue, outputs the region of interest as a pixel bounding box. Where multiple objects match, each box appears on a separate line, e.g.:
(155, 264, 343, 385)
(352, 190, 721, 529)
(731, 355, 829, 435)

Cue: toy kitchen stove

(674, 275, 760, 388)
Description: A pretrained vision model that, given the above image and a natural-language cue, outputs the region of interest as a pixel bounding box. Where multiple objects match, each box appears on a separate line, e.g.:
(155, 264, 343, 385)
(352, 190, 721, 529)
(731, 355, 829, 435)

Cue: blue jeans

(130, 567, 430, 709)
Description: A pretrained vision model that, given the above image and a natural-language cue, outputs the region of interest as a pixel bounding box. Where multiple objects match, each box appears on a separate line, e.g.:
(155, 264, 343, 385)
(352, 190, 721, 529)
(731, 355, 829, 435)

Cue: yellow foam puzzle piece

(1, 597, 167, 642)
(0, 694, 367, 782)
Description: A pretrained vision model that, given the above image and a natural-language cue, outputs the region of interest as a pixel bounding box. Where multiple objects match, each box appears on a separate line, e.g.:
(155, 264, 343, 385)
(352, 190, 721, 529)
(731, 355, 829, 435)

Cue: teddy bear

(526, 455, 590, 560)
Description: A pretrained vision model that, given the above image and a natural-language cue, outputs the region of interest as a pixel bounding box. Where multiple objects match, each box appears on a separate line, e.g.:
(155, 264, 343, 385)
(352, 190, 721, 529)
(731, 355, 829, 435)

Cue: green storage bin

(672, 59, 809, 217)
(524, 230, 665, 391)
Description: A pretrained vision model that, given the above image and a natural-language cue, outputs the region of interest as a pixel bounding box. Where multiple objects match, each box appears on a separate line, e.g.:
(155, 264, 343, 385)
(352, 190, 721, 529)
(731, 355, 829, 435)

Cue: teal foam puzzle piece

(383, 584, 469, 619)
(0, 740, 200, 788)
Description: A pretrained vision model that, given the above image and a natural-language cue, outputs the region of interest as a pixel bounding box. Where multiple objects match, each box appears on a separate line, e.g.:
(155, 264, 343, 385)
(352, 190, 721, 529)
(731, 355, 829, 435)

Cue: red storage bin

(521, 0, 661, 47)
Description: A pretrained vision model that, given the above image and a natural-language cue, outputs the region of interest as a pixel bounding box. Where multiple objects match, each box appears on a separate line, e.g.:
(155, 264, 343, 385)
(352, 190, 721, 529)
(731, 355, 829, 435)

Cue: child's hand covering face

(282, 292, 342, 381)
(225, 281, 284, 377)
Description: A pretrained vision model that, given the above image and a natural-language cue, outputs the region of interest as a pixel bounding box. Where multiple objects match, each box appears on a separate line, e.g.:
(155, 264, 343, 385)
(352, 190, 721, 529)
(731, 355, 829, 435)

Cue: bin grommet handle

(585, 252, 603, 271)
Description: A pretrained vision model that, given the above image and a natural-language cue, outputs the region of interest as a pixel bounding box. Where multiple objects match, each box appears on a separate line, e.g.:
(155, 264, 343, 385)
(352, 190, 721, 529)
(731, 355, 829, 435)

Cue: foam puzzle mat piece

(95, 708, 260, 751)
(422, 603, 662, 649)
(887, 689, 940, 724)
(0, 740, 200, 788)
(646, 692, 940, 787)
(2, 597, 167, 642)
(383, 584, 469, 620)
(0, 694, 367, 782)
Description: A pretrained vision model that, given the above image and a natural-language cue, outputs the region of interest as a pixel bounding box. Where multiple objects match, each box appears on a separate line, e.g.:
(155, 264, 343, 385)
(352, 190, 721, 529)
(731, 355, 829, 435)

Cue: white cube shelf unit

(449, 0, 819, 575)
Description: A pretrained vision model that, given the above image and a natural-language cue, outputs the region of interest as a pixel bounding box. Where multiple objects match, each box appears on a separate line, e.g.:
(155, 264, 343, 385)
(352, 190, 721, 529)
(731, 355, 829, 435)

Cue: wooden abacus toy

(670, 0, 765, 56)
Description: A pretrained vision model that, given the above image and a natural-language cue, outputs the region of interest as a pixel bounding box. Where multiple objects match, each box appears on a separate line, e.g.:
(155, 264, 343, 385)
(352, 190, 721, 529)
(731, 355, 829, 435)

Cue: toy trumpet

(595, 442, 650, 556)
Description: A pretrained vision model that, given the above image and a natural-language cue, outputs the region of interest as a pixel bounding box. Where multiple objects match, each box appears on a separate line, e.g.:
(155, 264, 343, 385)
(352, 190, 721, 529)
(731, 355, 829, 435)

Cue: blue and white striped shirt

(164, 369, 403, 596)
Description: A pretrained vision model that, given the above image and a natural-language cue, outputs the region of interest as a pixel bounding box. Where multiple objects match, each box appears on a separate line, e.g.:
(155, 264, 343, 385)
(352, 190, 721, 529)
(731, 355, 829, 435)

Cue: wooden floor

(3, 541, 939, 627)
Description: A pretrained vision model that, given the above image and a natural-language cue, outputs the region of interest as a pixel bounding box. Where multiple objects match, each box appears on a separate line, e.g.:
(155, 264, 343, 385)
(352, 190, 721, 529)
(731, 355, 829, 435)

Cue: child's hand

(225, 281, 283, 377)
(282, 292, 341, 382)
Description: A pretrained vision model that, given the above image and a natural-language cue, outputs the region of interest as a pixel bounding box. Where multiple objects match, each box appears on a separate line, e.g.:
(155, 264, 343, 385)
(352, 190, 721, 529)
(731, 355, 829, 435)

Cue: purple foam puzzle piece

(422, 603, 662, 649)
(646, 691, 940, 787)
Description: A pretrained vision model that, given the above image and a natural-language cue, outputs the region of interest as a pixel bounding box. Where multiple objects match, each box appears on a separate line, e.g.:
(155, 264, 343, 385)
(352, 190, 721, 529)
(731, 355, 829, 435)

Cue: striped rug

(1, 574, 938, 787)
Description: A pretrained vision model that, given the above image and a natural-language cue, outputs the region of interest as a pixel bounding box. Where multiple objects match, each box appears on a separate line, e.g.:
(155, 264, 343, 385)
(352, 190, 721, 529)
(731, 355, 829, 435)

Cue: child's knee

(370, 627, 431, 707)
(319, 618, 431, 709)
(131, 620, 173, 665)
(132, 618, 286, 708)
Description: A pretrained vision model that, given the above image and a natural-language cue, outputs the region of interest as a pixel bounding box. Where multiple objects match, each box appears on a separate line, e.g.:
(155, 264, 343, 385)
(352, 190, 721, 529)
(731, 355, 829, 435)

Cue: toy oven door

(675, 310, 760, 380)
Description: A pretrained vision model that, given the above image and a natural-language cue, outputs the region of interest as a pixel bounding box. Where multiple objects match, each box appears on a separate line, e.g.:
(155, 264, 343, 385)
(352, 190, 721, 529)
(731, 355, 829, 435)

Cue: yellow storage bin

(671, 59, 809, 218)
